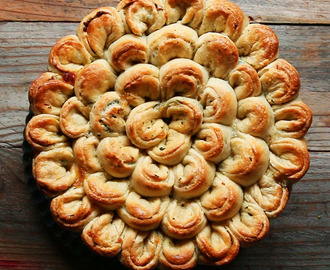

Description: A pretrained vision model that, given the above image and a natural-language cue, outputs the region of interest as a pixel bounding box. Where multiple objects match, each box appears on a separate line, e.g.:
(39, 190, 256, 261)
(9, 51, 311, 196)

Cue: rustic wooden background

(0, 0, 329, 269)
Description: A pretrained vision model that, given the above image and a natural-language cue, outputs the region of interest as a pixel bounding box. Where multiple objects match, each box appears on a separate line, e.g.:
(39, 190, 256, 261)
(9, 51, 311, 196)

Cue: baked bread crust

(26, 0, 312, 269)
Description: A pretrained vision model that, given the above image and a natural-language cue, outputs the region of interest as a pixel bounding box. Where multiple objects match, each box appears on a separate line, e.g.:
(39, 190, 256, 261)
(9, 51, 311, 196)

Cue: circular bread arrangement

(25, 0, 313, 269)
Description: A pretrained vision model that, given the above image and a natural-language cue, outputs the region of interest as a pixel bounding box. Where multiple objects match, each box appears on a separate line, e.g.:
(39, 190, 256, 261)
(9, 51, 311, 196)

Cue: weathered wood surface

(0, 0, 329, 269)
(0, 0, 329, 24)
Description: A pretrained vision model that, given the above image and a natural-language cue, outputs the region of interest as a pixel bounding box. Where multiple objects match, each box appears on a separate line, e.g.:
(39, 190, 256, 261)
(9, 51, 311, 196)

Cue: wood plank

(0, 23, 329, 150)
(0, 147, 329, 269)
(0, 0, 329, 24)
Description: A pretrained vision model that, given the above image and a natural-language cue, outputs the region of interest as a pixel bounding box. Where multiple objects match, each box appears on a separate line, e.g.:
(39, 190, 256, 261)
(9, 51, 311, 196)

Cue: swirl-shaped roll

(269, 138, 310, 184)
(148, 129, 191, 166)
(159, 237, 197, 270)
(115, 64, 160, 107)
(198, 0, 249, 41)
(82, 213, 126, 257)
(161, 199, 207, 239)
(131, 156, 174, 197)
(228, 196, 270, 246)
(165, 0, 204, 29)
(196, 224, 240, 266)
(74, 59, 117, 106)
(118, 191, 170, 230)
(236, 96, 274, 139)
(48, 35, 92, 77)
(199, 78, 237, 125)
(201, 173, 243, 222)
(245, 173, 289, 218)
(220, 132, 270, 187)
(236, 24, 279, 70)
(73, 136, 102, 173)
(120, 228, 162, 270)
(32, 147, 78, 196)
(160, 59, 209, 100)
(25, 114, 69, 151)
(193, 123, 232, 163)
(259, 59, 301, 105)
(59, 97, 90, 138)
(118, 0, 166, 36)
(228, 63, 261, 100)
(164, 97, 203, 135)
(29, 72, 74, 115)
(126, 102, 168, 149)
(107, 34, 148, 72)
(147, 23, 198, 67)
(77, 7, 125, 58)
(194, 33, 239, 79)
(97, 136, 140, 178)
(173, 149, 215, 199)
(50, 186, 100, 232)
(273, 100, 313, 139)
(84, 172, 130, 210)
(90, 92, 131, 138)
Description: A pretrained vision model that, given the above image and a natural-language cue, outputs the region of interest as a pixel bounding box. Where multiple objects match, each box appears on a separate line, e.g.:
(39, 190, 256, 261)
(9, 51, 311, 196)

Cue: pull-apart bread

(26, 0, 312, 269)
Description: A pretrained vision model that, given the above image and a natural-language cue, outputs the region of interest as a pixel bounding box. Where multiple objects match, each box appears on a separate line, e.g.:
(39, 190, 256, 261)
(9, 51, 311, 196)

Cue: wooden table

(0, 0, 329, 269)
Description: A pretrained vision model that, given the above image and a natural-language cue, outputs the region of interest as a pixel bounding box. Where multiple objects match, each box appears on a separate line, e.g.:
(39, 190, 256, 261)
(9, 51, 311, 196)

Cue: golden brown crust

(201, 173, 243, 222)
(164, 97, 203, 136)
(126, 101, 168, 149)
(199, 78, 237, 126)
(97, 136, 140, 178)
(193, 123, 232, 163)
(48, 35, 92, 76)
(131, 156, 174, 197)
(73, 136, 102, 173)
(147, 129, 191, 166)
(173, 149, 215, 199)
(90, 92, 131, 138)
(228, 63, 261, 100)
(228, 195, 270, 247)
(50, 186, 100, 232)
(59, 97, 90, 138)
(194, 33, 239, 79)
(29, 72, 74, 115)
(82, 213, 125, 257)
(220, 132, 270, 187)
(196, 224, 240, 266)
(198, 0, 249, 41)
(161, 199, 207, 239)
(165, 0, 204, 29)
(273, 100, 313, 139)
(118, 191, 170, 230)
(236, 96, 274, 139)
(25, 114, 69, 151)
(77, 7, 125, 57)
(147, 23, 198, 67)
(115, 64, 160, 106)
(74, 59, 117, 106)
(236, 24, 279, 70)
(259, 59, 301, 105)
(118, 0, 166, 35)
(84, 172, 129, 209)
(269, 138, 310, 184)
(160, 59, 209, 100)
(120, 228, 163, 270)
(159, 237, 197, 270)
(107, 34, 148, 72)
(245, 172, 289, 218)
(32, 147, 78, 197)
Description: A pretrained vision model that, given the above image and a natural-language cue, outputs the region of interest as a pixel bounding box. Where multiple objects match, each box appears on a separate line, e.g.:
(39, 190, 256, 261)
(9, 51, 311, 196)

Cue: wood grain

(0, 0, 329, 269)
(0, 0, 329, 24)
